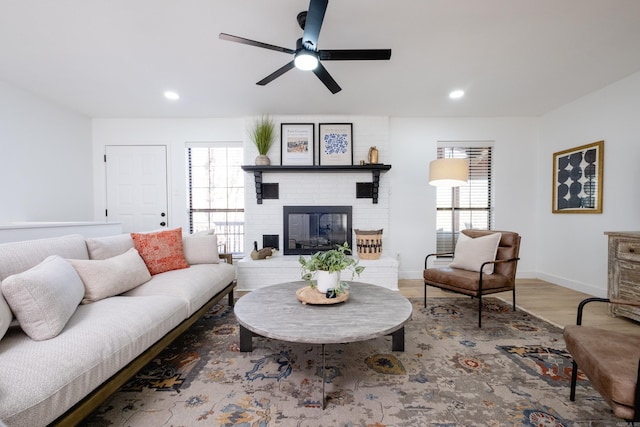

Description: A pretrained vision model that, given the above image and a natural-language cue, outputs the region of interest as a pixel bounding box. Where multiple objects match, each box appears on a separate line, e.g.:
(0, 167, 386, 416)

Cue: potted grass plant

(299, 242, 365, 297)
(250, 115, 276, 165)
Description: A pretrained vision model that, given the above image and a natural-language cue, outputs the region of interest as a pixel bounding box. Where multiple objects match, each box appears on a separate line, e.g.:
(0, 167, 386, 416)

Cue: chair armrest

(479, 257, 520, 276)
(425, 252, 454, 268)
(219, 253, 233, 265)
(573, 297, 640, 325)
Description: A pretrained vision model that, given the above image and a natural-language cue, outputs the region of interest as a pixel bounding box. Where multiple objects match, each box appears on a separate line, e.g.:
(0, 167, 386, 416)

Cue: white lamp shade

(428, 158, 469, 187)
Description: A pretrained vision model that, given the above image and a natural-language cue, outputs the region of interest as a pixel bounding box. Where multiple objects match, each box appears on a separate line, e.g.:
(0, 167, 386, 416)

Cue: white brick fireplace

(238, 116, 398, 290)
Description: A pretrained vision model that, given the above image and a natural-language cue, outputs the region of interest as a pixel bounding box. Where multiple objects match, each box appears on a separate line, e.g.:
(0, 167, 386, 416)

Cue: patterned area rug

(83, 297, 626, 426)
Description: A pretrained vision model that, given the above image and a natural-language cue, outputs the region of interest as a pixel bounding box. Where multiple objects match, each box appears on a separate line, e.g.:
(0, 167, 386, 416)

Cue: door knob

(160, 222, 166, 227)
(161, 212, 166, 217)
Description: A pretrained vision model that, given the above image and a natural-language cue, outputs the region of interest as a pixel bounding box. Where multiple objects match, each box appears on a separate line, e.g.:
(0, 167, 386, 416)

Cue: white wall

(91, 115, 540, 282)
(388, 117, 539, 280)
(91, 118, 245, 230)
(536, 71, 640, 297)
(0, 81, 93, 223)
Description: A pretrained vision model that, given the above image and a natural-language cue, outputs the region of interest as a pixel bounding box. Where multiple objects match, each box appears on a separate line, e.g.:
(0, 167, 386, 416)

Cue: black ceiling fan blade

(302, 0, 328, 50)
(319, 49, 392, 61)
(256, 61, 296, 86)
(219, 33, 295, 55)
(312, 62, 341, 94)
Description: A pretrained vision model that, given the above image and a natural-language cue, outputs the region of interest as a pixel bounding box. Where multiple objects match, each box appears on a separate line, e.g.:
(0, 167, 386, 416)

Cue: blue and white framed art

(552, 140, 604, 214)
(319, 123, 353, 165)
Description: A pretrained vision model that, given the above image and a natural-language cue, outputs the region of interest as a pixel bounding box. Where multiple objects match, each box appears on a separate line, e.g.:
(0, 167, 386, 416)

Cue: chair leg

(634, 358, 640, 421)
(512, 287, 516, 311)
(424, 282, 427, 308)
(478, 293, 483, 328)
(570, 360, 578, 401)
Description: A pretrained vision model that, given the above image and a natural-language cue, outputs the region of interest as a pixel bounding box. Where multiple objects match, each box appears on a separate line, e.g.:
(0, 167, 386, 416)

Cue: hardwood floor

(403, 278, 640, 335)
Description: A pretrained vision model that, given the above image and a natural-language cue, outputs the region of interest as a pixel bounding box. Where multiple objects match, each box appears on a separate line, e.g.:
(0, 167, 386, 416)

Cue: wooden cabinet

(606, 231, 640, 322)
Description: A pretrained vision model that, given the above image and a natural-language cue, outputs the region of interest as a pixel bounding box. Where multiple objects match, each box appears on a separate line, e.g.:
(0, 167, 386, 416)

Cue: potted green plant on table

(249, 115, 276, 165)
(299, 242, 365, 297)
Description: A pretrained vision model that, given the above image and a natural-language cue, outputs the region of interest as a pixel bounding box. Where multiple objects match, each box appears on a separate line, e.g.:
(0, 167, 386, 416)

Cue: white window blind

(436, 144, 494, 254)
(187, 143, 244, 254)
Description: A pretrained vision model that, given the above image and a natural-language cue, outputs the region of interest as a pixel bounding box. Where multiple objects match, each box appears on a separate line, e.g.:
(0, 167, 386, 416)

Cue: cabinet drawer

(616, 240, 640, 263)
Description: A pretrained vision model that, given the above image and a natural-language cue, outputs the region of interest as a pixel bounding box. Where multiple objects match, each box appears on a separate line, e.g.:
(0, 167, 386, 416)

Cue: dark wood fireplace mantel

(241, 164, 392, 204)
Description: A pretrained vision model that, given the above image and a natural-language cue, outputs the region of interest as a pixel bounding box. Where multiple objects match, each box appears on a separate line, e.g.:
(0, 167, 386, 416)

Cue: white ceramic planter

(255, 154, 271, 165)
(315, 270, 340, 293)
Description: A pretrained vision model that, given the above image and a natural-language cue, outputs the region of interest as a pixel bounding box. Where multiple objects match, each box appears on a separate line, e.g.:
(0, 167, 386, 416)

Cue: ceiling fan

(219, 0, 392, 94)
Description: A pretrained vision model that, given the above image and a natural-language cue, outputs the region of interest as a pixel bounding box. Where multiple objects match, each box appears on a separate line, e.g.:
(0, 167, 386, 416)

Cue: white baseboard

(535, 272, 607, 298)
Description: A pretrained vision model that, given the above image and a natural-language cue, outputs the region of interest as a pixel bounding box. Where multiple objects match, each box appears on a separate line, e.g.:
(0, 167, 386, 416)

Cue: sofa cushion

(0, 295, 187, 427)
(0, 292, 12, 341)
(0, 234, 88, 282)
(183, 234, 220, 264)
(125, 263, 236, 316)
(68, 248, 152, 304)
(131, 228, 190, 275)
(1, 255, 84, 340)
(449, 232, 502, 274)
(85, 233, 134, 260)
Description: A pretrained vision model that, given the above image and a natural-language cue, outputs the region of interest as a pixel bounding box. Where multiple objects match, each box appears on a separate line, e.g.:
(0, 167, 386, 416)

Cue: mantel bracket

(253, 171, 263, 204)
(371, 170, 381, 204)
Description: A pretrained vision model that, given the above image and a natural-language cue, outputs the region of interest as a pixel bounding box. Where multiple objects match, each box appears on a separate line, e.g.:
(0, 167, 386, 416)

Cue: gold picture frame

(552, 140, 604, 214)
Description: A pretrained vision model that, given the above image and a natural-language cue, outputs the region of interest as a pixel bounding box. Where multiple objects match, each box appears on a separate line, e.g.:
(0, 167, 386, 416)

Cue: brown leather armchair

(563, 298, 640, 421)
(423, 229, 521, 327)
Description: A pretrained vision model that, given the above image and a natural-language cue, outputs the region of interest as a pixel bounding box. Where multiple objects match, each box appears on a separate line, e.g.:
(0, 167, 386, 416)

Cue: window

(436, 144, 493, 254)
(187, 143, 244, 254)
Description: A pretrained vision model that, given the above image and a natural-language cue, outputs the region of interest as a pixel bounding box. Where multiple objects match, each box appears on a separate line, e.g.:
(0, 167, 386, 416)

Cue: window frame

(186, 142, 244, 255)
(435, 142, 494, 255)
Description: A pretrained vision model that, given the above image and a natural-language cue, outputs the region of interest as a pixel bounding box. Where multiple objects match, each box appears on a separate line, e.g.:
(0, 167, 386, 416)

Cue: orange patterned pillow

(131, 228, 190, 275)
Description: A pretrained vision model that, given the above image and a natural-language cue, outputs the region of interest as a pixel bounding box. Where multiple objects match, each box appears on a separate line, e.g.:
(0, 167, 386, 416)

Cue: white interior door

(105, 145, 168, 233)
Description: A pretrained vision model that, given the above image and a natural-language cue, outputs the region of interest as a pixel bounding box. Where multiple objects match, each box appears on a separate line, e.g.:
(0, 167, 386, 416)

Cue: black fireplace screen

(283, 206, 352, 255)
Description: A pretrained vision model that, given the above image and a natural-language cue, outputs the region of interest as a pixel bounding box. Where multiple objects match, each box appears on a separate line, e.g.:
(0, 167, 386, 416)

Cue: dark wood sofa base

(50, 279, 236, 427)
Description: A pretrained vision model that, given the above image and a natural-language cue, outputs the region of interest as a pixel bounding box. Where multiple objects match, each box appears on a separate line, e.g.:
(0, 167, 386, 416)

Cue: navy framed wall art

(552, 140, 604, 214)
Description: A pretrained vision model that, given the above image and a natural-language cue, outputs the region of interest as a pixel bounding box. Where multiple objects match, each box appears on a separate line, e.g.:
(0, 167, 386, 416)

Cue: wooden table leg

(322, 343, 326, 410)
(239, 325, 253, 352)
(391, 327, 405, 352)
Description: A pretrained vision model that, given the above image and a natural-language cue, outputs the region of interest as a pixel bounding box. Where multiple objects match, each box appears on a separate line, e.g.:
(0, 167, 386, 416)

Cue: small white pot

(315, 270, 340, 293)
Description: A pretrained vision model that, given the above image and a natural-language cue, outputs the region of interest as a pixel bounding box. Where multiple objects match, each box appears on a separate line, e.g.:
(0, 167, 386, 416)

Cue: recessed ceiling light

(449, 90, 464, 99)
(164, 91, 180, 100)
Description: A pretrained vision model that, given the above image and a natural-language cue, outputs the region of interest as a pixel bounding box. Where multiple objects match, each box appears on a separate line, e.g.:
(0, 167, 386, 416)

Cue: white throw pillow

(68, 248, 152, 304)
(0, 291, 13, 341)
(1, 255, 85, 340)
(449, 232, 502, 274)
(86, 233, 135, 260)
(183, 234, 220, 264)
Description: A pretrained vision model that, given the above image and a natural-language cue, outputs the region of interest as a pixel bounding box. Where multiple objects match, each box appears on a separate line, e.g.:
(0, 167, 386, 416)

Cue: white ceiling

(1, 0, 640, 118)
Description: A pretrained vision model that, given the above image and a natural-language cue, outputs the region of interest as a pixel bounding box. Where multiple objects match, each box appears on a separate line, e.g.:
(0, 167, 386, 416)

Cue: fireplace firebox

(283, 206, 352, 255)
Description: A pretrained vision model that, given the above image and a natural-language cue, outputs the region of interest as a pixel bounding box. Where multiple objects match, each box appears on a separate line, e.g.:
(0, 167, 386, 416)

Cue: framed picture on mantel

(319, 123, 353, 166)
(281, 123, 315, 165)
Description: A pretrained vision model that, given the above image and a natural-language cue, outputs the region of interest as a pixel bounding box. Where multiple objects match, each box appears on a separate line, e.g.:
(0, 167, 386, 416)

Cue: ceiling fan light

(449, 90, 465, 99)
(294, 51, 319, 70)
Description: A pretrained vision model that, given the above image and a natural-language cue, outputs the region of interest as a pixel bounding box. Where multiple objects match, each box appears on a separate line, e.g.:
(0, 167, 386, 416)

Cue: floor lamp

(429, 157, 469, 252)
(428, 158, 469, 187)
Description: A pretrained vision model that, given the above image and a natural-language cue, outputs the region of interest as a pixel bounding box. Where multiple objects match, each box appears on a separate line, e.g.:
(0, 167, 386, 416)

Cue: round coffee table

(234, 281, 413, 408)
(235, 281, 412, 351)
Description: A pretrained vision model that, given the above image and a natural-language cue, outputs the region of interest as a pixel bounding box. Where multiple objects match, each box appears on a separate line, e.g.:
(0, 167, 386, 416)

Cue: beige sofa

(0, 231, 236, 427)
